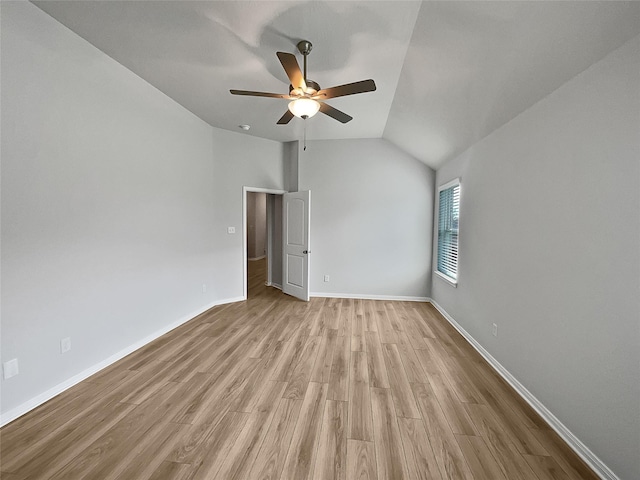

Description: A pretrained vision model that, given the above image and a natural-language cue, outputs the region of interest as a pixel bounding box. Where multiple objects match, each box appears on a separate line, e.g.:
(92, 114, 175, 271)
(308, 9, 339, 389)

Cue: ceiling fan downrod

(297, 40, 312, 87)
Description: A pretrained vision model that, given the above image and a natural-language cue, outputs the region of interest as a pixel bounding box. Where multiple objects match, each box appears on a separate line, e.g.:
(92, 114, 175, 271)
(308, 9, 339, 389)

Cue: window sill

(434, 270, 458, 288)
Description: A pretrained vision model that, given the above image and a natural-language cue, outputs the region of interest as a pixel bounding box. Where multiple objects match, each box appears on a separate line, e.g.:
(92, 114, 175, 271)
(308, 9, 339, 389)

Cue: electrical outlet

(323, 275, 330, 282)
(202, 284, 207, 293)
(3, 358, 19, 379)
(60, 337, 71, 354)
(227, 226, 236, 234)
(492, 323, 498, 337)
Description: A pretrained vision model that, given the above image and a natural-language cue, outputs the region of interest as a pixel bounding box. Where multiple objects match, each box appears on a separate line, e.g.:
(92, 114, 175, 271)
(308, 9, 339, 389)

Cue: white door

(282, 190, 310, 301)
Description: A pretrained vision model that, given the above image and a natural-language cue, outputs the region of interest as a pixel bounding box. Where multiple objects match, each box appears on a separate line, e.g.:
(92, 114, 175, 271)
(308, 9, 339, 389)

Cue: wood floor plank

(375, 302, 398, 344)
(348, 351, 373, 441)
(346, 440, 377, 480)
(310, 328, 338, 383)
(427, 371, 478, 436)
(382, 343, 421, 419)
(456, 434, 508, 480)
(481, 402, 549, 457)
(280, 382, 329, 480)
(84, 361, 142, 386)
(0, 380, 124, 463)
(166, 410, 248, 465)
(186, 410, 251, 480)
(364, 331, 390, 389)
(464, 402, 539, 480)
(0, 271, 600, 480)
(383, 302, 406, 334)
(272, 326, 311, 382)
(395, 331, 427, 383)
(398, 302, 432, 346)
(159, 336, 212, 375)
(261, 340, 287, 379)
(149, 461, 198, 480)
(310, 300, 331, 336)
(3, 399, 136, 478)
(47, 382, 184, 480)
(174, 356, 260, 426)
(194, 324, 254, 376)
(230, 357, 271, 412)
(456, 372, 549, 457)
(523, 454, 572, 480)
(528, 428, 600, 480)
(397, 417, 443, 480)
(247, 398, 303, 480)
(351, 312, 367, 352)
(337, 298, 353, 337)
(328, 335, 350, 401)
(120, 361, 176, 404)
(312, 400, 348, 480)
(370, 387, 409, 480)
(283, 335, 322, 399)
(423, 338, 484, 404)
(326, 298, 343, 331)
(103, 422, 192, 480)
(363, 301, 378, 332)
(411, 382, 474, 480)
(461, 355, 550, 431)
(250, 313, 291, 358)
(211, 382, 287, 480)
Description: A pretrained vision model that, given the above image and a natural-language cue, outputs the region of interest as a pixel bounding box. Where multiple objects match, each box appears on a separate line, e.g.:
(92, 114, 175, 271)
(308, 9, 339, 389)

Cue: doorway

(243, 187, 286, 299)
(246, 191, 267, 296)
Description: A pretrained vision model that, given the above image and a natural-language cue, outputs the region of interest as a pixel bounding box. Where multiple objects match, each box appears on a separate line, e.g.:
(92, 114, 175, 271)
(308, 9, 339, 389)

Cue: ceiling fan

(230, 40, 376, 125)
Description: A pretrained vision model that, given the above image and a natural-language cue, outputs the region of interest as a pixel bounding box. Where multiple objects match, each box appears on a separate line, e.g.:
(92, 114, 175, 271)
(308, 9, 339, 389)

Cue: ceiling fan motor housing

(290, 80, 320, 97)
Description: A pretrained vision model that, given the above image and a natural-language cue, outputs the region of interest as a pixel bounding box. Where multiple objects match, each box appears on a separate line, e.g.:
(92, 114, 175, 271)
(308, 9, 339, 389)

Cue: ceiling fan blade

(277, 110, 294, 125)
(230, 89, 289, 99)
(316, 79, 376, 100)
(319, 102, 352, 123)
(276, 52, 307, 91)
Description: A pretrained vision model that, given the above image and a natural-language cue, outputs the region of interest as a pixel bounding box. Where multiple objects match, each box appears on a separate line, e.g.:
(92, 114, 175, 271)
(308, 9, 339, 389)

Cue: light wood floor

(1, 259, 598, 480)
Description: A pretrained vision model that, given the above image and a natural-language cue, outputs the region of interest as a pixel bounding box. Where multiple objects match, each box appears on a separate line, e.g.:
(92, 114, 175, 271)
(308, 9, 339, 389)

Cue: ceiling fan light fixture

(288, 98, 320, 119)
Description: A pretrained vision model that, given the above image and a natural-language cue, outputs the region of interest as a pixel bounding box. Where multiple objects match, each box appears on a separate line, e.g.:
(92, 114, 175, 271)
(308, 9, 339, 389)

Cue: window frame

(435, 178, 461, 287)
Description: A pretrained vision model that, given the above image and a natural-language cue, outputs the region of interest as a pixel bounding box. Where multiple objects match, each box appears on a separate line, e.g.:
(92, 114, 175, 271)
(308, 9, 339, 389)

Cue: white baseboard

(0, 296, 244, 427)
(248, 255, 266, 261)
(311, 292, 430, 302)
(429, 300, 618, 480)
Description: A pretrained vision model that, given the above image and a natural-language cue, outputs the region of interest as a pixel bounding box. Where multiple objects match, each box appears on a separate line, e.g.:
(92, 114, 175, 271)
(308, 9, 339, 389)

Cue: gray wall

(269, 194, 284, 288)
(209, 128, 283, 301)
(299, 138, 435, 299)
(1, 2, 283, 418)
(431, 35, 640, 479)
(283, 141, 300, 192)
(247, 192, 267, 260)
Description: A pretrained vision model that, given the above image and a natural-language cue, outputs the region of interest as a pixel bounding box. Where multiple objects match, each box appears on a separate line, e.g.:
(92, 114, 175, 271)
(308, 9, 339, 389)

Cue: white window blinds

(437, 180, 460, 283)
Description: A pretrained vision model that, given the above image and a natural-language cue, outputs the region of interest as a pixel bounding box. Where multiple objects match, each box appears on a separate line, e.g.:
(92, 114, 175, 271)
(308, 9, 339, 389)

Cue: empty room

(1, 1, 638, 479)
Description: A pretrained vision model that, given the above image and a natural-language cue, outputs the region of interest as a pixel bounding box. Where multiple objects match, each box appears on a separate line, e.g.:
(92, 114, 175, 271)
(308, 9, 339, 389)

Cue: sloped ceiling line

(31, 1, 640, 169)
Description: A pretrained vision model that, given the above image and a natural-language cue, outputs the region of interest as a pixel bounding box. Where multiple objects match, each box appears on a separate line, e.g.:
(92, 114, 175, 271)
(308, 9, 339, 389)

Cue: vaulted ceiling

(33, 1, 640, 169)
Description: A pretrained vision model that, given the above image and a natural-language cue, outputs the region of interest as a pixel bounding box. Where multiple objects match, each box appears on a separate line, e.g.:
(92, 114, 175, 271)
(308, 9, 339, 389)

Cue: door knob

(303, 250, 310, 254)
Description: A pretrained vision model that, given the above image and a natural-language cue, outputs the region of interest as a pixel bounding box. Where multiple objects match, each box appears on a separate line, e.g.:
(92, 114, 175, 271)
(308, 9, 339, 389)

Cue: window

(436, 179, 460, 285)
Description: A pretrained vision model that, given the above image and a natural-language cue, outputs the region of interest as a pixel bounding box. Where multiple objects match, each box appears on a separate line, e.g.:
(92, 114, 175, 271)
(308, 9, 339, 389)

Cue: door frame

(243, 186, 287, 300)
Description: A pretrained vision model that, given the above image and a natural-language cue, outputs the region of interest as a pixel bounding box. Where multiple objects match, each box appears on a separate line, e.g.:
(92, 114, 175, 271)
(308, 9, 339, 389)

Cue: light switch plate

(3, 358, 19, 379)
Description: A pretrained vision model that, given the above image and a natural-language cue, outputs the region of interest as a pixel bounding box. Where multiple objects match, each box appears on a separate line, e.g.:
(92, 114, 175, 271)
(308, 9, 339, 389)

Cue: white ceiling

(32, 1, 640, 169)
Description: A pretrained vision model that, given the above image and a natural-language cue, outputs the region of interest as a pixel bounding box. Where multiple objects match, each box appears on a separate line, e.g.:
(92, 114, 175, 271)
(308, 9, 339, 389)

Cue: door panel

(282, 190, 310, 301)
